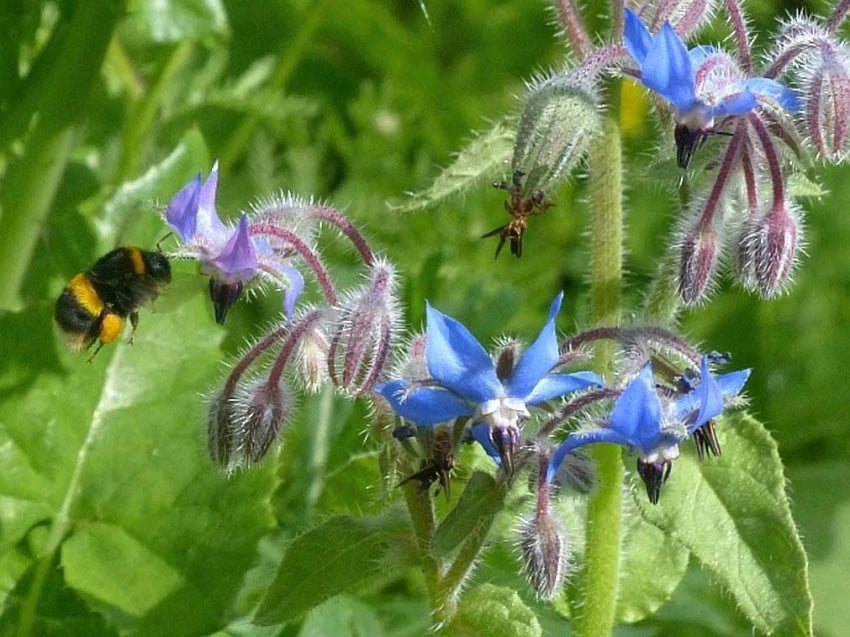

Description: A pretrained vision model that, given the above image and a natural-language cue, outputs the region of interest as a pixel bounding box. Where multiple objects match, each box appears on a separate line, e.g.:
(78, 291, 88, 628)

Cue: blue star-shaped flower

(375, 292, 602, 470)
(164, 162, 304, 323)
(624, 8, 800, 168)
(547, 356, 750, 502)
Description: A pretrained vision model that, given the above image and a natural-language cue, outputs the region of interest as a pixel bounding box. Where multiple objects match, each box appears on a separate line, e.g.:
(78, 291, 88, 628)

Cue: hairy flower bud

(678, 222, 720, 305)
(295, 320, 330, 393)
(328, 259, 400, 395)
(207, 378, 291, 471)
(519, 509, 570, 599)
(548, 449, 596, 494)
(805, 53, 850, 160)
(735, 201, 802, 297)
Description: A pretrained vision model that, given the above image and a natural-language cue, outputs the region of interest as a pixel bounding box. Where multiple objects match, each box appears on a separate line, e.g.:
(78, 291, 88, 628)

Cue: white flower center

(477, 397, 529, 429)
(641, 443, 680, 464)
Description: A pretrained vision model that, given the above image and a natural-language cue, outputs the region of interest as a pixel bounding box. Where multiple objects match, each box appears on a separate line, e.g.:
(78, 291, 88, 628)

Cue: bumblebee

(54, 246, 171, 360)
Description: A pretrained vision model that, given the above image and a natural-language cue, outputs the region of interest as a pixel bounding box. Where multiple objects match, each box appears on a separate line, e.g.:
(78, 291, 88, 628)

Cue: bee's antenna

(156, 232, 173, 252)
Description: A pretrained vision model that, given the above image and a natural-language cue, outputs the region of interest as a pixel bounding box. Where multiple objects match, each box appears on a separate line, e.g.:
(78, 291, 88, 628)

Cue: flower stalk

(577, 78, 623, 637)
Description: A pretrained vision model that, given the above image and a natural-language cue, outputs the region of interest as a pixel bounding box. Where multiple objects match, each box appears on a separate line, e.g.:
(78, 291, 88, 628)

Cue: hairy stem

(552, 0, 593, 60)
(723, 0, 752, 73)
(576, 79, 623, 637)
(827, 0, 850, 34)
(401, 483, 445, 625)
(312, 206, 375, 266)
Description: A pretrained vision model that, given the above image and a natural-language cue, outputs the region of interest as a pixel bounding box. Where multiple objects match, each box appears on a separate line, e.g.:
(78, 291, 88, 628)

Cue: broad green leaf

(615, 499, 689, 623)
(0, 295, 275, 634)
(635, 413, 813, 636)
(787, 173, 827, 199)
(449, 583, 541, 637)
(124, 0, 229, 43)
(432, 471, 506, 558)
(254, 515, 392, 625)
(299, 595, 384, 637)
(98, 128, 210, 243)
(387, 121, 514, 213)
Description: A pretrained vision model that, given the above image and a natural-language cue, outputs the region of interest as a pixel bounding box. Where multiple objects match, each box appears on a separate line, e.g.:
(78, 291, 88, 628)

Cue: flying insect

(54, 246, 171, 361)
(483, 170, 553, 258)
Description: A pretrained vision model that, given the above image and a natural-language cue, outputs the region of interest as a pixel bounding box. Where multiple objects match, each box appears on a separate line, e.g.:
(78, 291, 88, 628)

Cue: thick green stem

(577, 82, 623, 637)
(402, 483, 444, 623)
(0, 0, 125, 309)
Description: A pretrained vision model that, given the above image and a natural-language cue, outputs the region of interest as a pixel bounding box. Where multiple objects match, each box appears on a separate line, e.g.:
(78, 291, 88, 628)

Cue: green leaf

(124, 0, 229, 43)
(254, 515, 392, 625)
(0, 295, 275, 634)
(449, 583, 541, 637)
(635, 413, 813, 636)
(432, 471, 506, 558)
(615, 499, 689, 623)
(299, 595, 384, 637)
(387, 121, 514, 213)
(787, 172, 827, 199)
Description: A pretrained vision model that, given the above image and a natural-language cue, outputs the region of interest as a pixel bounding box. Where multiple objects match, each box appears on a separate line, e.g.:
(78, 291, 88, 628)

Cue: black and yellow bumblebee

(54, 246, 171, 360)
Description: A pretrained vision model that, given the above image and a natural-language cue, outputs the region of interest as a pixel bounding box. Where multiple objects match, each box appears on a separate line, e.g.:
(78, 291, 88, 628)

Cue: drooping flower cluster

(372, 298, 750, 597)
(162, 164, 399, 471)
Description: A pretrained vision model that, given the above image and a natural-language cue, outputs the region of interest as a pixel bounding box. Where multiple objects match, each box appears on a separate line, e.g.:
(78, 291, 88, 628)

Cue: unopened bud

(678, 223, 719, 305)
(328, 259, 400, 395)
(295, 320, 330, 393)
(519, 509, 570, 599)
(548, 450, 596, 494)
(735, 202, 802, 297)
(207, 391, 237, 469)
(494, 338, 520, 382)
(806, 54, 850, 160)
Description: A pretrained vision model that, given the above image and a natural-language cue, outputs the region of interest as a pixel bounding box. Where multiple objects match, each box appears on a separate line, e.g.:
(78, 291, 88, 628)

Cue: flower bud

(207, 390, 237, 469)
(328, 259, 400, 395)
(294, 320, 330, 393)
(735, 202, 802, 297)
(678, 222, 720, 305)
(805, 54, 850, 160)
(548, 449, 596, 494)
(519, 509, 570, 599)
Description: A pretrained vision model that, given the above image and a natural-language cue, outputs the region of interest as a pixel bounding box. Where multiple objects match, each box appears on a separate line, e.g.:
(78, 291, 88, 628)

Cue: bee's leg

(128, 311, 140, 345)
(86, 341, 106, 364)
(84, 310, 106, 352)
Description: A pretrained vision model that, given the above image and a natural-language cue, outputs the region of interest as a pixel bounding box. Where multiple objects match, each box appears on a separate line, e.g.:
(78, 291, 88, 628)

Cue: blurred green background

(0, 0, 846, 634)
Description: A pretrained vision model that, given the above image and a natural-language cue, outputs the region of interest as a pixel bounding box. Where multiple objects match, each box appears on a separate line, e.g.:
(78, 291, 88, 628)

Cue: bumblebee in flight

(54, 246, 171, 361)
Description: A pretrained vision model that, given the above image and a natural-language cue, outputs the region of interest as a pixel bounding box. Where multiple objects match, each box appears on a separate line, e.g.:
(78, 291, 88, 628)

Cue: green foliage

(635, 414, 813, 635)
(0, 0, 843, 634)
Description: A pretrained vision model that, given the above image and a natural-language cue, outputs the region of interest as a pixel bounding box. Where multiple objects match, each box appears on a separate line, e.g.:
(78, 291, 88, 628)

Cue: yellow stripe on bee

(69, 274, 104, 316)
(126, 246, 145, 275)
(100, 313, 124, 344)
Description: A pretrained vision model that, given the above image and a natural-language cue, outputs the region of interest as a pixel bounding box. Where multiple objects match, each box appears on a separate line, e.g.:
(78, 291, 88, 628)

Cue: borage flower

(547, 357, 750, 503)
(164, 162, 307, 323)
(375, 292, 602, 472)
(624, 8, 800, 168)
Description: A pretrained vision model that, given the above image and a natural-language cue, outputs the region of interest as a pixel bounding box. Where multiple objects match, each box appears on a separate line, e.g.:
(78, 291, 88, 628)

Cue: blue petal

(374, 380, 474, 425)
(547, 427, 631, 484)
(717, 368, 751, 397)
(507, 292, 563, 400)
(470, 422, 501, 463)
(692, 356, 724, 430)
(641, 23, 697, 111)
(279, 265, 304, 319)
(206, 214, 259, 279)
(609, 363, 662, 450)
(524, 371, 603, 405)
(745, 77, 801, 112)
(624, 8, 653, 64)
(165, 174, 201, 241)
(425, 303, 502, 403)
(196, 161, 227, 238)
(711, 88, 758, 117)
(688, 45, 719, 67)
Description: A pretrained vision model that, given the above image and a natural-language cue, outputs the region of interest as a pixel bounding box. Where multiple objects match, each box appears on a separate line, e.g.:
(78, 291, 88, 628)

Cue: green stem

(402, 482, 444, 622)
(0, 0, 125, 310)
(577, 80, 623, 637)
(220, 0, 331, 169)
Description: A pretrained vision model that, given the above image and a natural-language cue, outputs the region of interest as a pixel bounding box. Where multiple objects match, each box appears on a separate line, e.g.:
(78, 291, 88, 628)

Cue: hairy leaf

(254, 515, 391, 625)
(449, 583, 541, 637)
(432, 471, 506, 558)
(387, 121, 514, 213)
(635, 413, 813, 636)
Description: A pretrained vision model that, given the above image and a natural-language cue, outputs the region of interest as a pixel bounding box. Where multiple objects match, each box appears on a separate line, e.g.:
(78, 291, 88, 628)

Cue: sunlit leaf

(124, 0, 229, 43)
(432, 471, 506, 558)
(449, 583, 541, 637)
(387, 121, 515, 213)
(635, 413, 813, 636)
